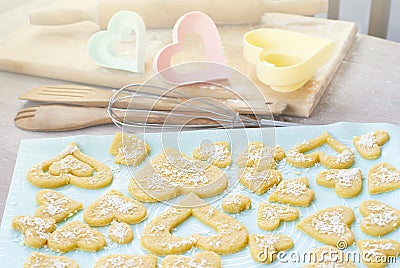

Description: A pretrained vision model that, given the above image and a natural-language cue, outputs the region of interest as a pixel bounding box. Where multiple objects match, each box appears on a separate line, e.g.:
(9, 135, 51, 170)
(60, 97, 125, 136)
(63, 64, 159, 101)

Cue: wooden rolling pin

(30, 0, 328, 29)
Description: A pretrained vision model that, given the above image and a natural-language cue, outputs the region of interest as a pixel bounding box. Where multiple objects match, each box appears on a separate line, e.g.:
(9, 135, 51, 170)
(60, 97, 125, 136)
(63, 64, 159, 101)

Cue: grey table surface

(0, 1, 400, 222)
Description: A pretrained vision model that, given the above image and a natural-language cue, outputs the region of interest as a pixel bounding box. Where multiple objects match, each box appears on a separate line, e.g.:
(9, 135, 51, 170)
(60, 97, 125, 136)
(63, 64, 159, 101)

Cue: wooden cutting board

(0, 12, 357, 117)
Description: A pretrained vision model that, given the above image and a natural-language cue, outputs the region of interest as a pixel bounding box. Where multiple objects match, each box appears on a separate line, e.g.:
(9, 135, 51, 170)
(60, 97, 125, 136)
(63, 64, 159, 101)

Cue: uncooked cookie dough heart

(248, 234, 294, 264)
(359, 200, 400, 236)
(141, 193, 248, 256)
(286, 132, 354, 169)
(34, 189, 82, 223)
(24, 252, 79, 268)
(238, 167, 282, 195)
(193, 141, 232, 168)
(84, 190, 147, 226)
(94, 254, 158, 268)
(302, 246, 356, 267)
(268, 177, 315, 207)
(257, 203, 299, 231)
(12, 216, 56, 248)
(236, 142, 285, 171)
(316, 168, 363, 198)
(109, 132, 150, 166)
(162, 251, 221, 268)
(358, 239, 400, 268)
(47, 221, 106, 253)
(296, 206, 355, 247)
(353, 130, 389, 160)
(129, 148, 228, 202)
(368, 162, 400, 194)
(27, 142, 113, 189)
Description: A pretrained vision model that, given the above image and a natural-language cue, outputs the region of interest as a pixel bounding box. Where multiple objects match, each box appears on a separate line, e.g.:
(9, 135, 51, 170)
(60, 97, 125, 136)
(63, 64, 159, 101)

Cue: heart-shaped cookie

(162, 251, 221, 268)
(316, 168, 363, 198)
(296, 206, 355, 247)
(153, 11, 229, 84)
(353, 130, 389, 160)
(47, 221, 106, 252)
(34, 189, 82, 223)
(359, 200, 400, 236)
(129, 148, 228, 202)
(358, 239, 400, 268)
(238, 167, 282, 195)
(302, 246, 356, 268)
(108, 222, 133, 244)
(84, 190, 147, 226)
(12, 216, 56, 248)
(257, 203, 299, 231)
(236, 142, 285, 171)
(94, 254, 158, 268)
(27, 142, 113, 189)
(286, 132, 354, 169)
(248, 234, 294, 264)
(109, 132, 150, 166)
(221, 194, 251, 214)
(24, 252, 79, 268)
(88, 11, 146, 73)
(268, 177, 315, 207)
(193, 141, 232, 168)
(141, 193, 248, 256)
(368, 162, 400, 194)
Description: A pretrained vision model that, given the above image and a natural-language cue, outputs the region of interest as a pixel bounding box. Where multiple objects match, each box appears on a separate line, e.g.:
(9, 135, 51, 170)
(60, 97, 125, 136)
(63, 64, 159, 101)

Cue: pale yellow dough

(47, 221, 106, 252)
(84, 189, 147, 226)
(27, 142, 113, 189)
(359, 200, 400, 237)
(129, 148, 228, 202)
(368, 162, 400, 194)
(193, 141, 232, 168)
(353, 130, 389, 160)
(108, 222, 134, 244)
(296, 206, 355, 247)
(12, 216, 56, 248)
(34, 189, 82, 223)
(286, 132, 354, 169)
(236, 142, 285, 171)
(316, 168, 363, 198)
(94, 254, 158, 268)
(302, 246, 356, 267)
(162, 251, 221, 268)
(109, 132, 150, 166)
(23, 252, 79, 268)
(221, 194, 251, 214)
(257, 203, 299, 231)
(238, 167, 282, 195)
(248, 234, 294, 264)
(141, 193, 248, 256)
(358, 239, 400, 268)
(268, 177, 315, 207)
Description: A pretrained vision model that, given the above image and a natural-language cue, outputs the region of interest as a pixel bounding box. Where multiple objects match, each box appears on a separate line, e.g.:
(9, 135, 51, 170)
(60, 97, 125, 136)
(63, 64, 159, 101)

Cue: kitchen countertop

(0, 2, 399, 221)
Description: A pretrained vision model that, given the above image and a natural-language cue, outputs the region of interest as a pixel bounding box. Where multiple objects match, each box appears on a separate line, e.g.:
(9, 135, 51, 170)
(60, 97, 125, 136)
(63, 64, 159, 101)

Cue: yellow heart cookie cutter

(243, 29, 335, 92)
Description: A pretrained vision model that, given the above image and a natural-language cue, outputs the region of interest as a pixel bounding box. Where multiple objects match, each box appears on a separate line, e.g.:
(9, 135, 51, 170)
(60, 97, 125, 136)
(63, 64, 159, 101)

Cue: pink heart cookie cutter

(153, 11, 230, 84)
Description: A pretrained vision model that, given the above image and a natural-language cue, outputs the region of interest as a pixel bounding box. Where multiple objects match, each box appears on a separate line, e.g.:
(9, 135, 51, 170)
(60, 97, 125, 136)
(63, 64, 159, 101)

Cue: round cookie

(109, 222, 134, 244)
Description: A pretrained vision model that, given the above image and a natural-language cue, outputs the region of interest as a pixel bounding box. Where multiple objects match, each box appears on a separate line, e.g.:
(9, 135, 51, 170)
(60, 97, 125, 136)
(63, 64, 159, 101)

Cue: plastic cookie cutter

(243, 29, 335, 92)
(153, 11, 230, 84)
(88, 11, 146, 73)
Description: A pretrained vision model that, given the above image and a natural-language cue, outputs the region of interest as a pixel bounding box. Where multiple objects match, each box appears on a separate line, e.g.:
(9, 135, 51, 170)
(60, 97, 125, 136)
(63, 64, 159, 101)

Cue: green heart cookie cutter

(88, 11, 146, 73)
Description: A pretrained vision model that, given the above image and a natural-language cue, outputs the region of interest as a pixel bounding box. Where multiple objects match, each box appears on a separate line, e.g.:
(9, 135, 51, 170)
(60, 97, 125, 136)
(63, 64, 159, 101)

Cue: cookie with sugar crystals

(238, 167, 282, 195)
(268, 177, 315, 207)
(108, 222, 134, 244)
(353, 130, 389, 160)
(248, 234, 294, 264)
(316, 168, 363, 198)
(257, 203, 299, 231)
(236, 142, 285, 171)
(94, 254, 157, 268)
(359, 200, 400, 236)
(12, 216, 56, 248)
(109, 132, 150, 166)
(221, 194, 251, 214)
(358, 239, 400, 268)
(302, 246, 356, 268)
(162, 251, 221, 268)
(193, 141, 232, 168)
(23, 252, 79, 268)
(368, 162, 400, 194)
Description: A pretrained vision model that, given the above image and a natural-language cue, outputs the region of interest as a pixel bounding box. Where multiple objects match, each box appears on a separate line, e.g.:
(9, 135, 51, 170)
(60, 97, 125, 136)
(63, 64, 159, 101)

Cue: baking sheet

(1, 122, 400, 267)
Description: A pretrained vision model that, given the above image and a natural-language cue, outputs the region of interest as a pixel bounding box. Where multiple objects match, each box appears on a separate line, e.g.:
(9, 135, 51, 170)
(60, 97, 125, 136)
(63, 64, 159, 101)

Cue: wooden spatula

(18, 84, 287, 114)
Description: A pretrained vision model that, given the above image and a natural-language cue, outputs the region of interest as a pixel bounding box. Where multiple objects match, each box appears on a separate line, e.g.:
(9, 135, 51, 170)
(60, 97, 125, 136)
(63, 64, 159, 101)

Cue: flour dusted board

(1, 123, 400, 267)
(0, 1, 356, 117)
